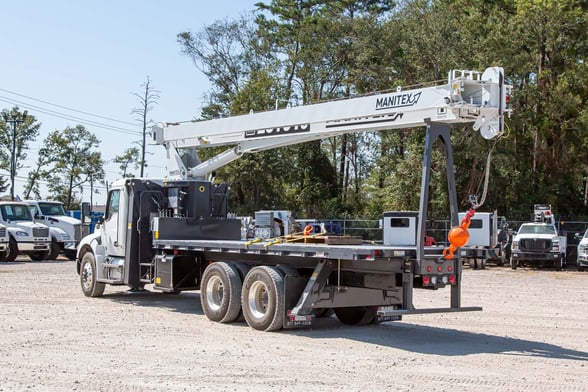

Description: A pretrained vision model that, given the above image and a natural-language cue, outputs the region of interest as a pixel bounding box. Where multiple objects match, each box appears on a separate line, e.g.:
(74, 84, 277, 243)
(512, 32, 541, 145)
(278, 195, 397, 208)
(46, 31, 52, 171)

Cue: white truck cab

(0, 201, 51, 262)
(0, 222, 9, 259)
(510, 204, 566, 270)
(575, 229, 588, 272)
(25, 200, 82, 260)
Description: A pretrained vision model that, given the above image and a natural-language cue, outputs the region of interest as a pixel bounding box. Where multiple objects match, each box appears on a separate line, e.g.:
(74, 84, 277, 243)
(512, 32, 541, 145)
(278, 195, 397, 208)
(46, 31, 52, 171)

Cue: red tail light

(423, 276, 431, 285)
(449, 275, 456, 284)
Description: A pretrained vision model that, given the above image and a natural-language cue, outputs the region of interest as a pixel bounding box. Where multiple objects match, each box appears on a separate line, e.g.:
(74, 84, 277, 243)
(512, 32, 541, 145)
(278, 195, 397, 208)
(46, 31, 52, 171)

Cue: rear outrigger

(77, 67, 512, 331)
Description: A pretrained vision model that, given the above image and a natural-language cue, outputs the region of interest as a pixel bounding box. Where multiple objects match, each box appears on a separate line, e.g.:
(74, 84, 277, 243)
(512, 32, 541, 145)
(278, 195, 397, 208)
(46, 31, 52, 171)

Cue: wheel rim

(81, 261, 93, 291)
(205, 275, 224, 312)
(247, 280, 269, 319)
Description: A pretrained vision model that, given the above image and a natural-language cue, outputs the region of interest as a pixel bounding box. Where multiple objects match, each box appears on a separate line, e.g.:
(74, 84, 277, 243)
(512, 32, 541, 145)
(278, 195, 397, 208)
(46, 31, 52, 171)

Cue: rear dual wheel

(200, 262, 242, 323)
(241, 266, 285, 332)
(200, 263, 287, 331)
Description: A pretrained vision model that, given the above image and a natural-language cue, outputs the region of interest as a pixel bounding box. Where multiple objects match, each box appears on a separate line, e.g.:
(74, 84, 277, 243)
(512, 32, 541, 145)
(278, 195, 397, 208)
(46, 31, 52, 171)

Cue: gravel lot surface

(0, 258, 586, 392)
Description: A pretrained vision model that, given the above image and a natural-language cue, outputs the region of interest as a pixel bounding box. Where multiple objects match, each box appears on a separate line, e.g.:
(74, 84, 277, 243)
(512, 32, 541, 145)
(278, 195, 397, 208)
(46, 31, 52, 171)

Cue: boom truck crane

(76, 67, 511, 331)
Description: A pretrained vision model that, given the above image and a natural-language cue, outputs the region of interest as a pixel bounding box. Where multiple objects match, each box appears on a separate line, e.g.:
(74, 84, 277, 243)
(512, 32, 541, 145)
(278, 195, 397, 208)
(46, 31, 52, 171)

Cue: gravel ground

(0, 258, 586, 392)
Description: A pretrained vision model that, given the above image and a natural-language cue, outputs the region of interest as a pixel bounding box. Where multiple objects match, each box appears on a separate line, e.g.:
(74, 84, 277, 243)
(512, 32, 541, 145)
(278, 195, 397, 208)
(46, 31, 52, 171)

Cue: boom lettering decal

(375, 91, 422, 110)
(244, 123, 311, 138)
(325, 113, 404, 129)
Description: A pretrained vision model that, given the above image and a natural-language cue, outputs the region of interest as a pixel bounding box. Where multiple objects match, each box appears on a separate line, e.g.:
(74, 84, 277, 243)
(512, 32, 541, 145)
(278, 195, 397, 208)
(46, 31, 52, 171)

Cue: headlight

(551, 239, 560, 252)
(15, 231, 29, 237)
(61, 233, 71, 240)
(511, 240, 519, 250)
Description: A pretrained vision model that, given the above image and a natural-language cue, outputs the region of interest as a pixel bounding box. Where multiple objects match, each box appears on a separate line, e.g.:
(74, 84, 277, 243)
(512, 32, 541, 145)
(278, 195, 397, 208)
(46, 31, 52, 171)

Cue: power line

(0, 96, 142, 136)
(0, 87, 137, 126)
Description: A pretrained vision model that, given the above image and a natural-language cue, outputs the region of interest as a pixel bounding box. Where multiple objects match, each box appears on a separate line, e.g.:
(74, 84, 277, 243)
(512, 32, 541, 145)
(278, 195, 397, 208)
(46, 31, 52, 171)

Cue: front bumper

(511, 251, 561, 261)
(577, 254, 588, 267)
(17, 241, 50, 252)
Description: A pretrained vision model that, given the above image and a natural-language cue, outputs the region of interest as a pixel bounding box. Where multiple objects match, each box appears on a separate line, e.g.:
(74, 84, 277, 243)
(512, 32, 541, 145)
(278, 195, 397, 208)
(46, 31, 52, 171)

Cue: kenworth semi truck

(76, 67, 511, 331)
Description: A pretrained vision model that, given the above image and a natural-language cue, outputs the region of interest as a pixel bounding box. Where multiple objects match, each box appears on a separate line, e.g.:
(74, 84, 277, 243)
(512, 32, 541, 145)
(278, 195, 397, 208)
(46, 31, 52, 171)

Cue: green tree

(0, 107, 41, 199)
(42, 125, 105, 209)
(113, 147, 141, 178)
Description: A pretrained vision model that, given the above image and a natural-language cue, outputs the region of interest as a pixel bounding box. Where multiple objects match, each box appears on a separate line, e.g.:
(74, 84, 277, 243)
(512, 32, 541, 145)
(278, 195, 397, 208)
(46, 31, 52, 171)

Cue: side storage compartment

(154, 254, 199, 292)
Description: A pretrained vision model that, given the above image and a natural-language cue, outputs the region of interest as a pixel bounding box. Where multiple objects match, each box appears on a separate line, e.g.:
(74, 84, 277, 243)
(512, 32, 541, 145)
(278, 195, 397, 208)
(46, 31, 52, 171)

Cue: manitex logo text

(245, 123, 310, 138)
(375, 91, 422, 110)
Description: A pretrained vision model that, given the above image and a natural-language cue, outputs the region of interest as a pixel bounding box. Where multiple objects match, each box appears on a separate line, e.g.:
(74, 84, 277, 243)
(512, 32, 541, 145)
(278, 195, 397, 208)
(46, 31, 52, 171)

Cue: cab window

(106, 190, 120, 220)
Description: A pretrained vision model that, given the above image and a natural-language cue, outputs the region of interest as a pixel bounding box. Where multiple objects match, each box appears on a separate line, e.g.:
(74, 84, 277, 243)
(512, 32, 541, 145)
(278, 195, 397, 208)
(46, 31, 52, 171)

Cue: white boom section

(153, 67, 510, 179)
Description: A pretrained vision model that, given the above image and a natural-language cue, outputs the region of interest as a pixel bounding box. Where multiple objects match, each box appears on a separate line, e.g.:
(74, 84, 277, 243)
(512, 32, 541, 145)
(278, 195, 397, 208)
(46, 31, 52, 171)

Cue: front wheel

(510, 258, 518, 270)
(80, 252, 105, 297)
(48, 240, 60, 260)
(5, 238, 18, 262)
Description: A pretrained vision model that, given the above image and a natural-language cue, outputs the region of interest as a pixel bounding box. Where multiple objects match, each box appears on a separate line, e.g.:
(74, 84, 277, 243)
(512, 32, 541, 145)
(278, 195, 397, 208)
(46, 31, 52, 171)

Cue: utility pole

(5, 111, 27, 201)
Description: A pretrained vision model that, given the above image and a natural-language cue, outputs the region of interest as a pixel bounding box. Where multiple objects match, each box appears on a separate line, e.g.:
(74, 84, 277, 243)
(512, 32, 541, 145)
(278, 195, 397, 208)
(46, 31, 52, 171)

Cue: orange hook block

(303, 225, 314, 236)
(442, 208, 475, 259)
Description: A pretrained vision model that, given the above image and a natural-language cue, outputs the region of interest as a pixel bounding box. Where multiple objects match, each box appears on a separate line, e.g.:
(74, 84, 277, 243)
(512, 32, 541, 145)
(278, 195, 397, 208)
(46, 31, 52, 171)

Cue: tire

(476, 259, 485, 270)
(0, 251, 6, 262)
(241, 266, 285, 332)
(200, 262, 242, 323)
(334, 306, 377, 326)
(29, 251, 49, 261)
(48, 240, 60, 260)
(229, 262, 251, 322)
(578, 266, 585, 272)
(5, 237, 18, 262)
(80, 252, 105, 297)
(468, 259, 477, 270)
(510, 258, 517, 270)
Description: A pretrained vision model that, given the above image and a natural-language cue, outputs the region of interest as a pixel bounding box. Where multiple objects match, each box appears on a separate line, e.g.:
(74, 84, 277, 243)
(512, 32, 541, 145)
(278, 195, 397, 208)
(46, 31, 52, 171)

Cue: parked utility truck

(458, 211, 509, 269)
(26, 200, 82, 260)
(575, 229, 588, 271)
(77, 67, 511, 331)
(0, 201, 51, 262)
(510, 204, 566, 270)
(0, 222, 9, 261)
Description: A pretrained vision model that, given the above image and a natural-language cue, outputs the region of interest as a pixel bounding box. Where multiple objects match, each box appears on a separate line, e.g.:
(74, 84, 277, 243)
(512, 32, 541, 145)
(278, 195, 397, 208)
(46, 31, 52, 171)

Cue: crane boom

(152, 67, 511, 179)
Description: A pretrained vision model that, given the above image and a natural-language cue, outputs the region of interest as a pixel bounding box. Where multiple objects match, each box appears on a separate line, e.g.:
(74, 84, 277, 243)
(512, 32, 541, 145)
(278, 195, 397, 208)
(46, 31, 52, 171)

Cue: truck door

(102, 188, 127, 257)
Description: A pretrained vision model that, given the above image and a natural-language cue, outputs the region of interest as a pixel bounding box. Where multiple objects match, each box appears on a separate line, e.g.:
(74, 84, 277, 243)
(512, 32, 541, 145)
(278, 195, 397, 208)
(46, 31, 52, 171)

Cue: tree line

(1, 0, 586, 222)
(177, 0, 588, 221)
(0, 78, 158, 210)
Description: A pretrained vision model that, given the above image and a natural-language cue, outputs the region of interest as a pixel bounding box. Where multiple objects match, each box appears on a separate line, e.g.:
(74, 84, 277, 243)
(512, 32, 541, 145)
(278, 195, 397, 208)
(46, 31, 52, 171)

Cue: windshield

(518, 224, 556, 235)
(1, 204, 33, 221)
(38, 202, 66, 216)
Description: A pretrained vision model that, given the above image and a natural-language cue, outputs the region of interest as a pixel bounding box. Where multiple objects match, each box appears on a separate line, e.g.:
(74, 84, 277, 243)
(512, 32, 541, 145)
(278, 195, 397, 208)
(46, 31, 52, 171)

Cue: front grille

(0, 228, 5, 237)
(33, 227, 49, 238)
(74, 224, 82, 241)
(520, 238, 551, 251)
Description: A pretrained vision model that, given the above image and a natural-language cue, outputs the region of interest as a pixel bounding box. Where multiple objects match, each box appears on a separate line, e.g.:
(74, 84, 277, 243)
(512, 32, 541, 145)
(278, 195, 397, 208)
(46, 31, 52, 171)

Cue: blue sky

(0, 0, 258, 205)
